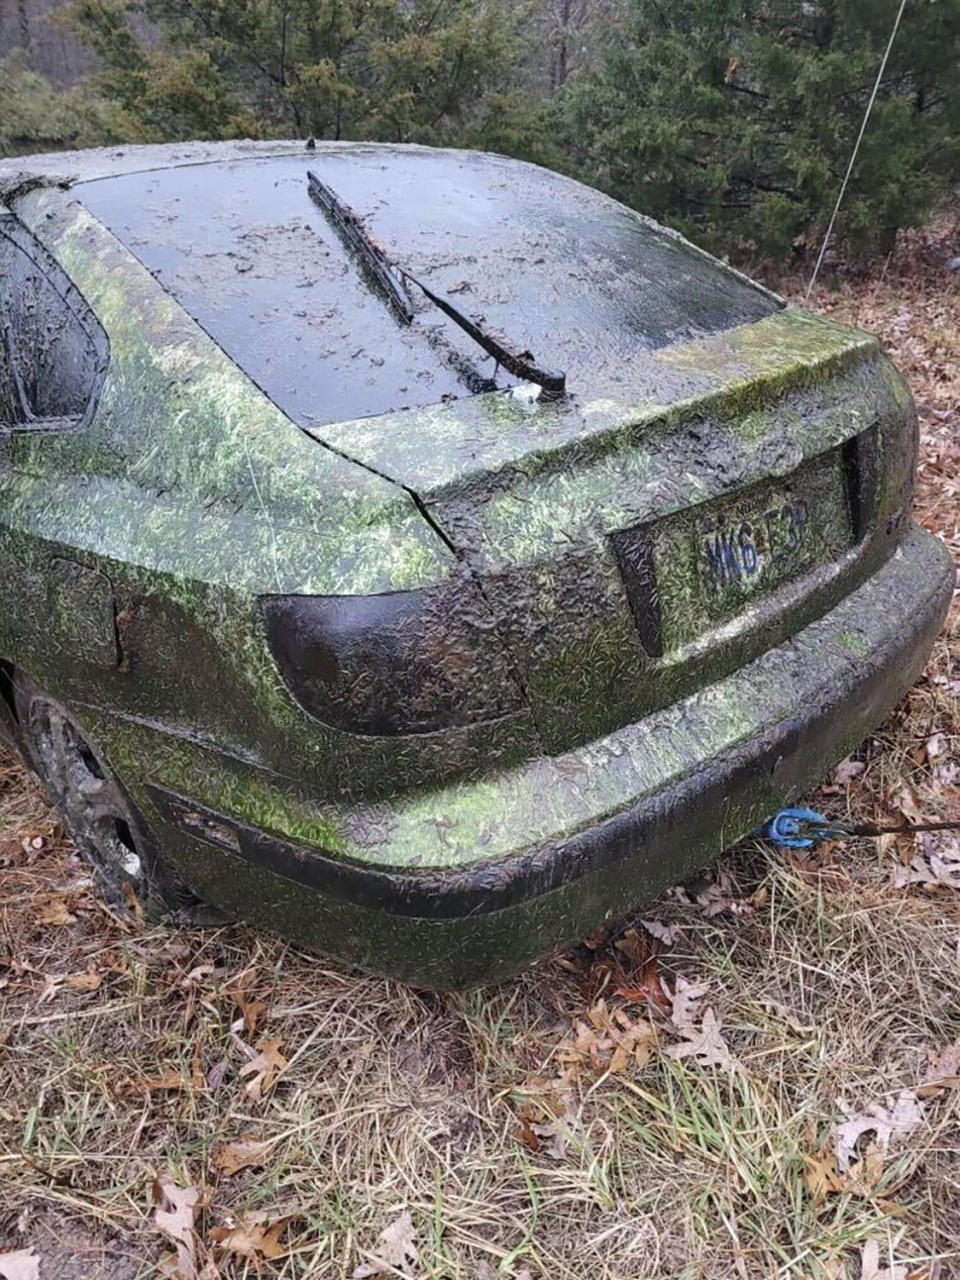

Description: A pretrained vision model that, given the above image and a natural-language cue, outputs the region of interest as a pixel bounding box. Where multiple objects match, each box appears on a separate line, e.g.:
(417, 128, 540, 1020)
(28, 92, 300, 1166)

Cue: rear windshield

(79, 151, 779, 429)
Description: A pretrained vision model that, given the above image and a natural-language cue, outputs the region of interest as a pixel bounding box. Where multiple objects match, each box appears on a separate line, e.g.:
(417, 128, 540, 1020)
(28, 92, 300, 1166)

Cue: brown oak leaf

(210, 1213, 296, 1261)
(917, 1039, 960, 1098)
(34, 896, 76, 927)
(802, 1146, 844, 1207)
(153, 1176, 201, 1280)
(353, 1210, 419, 1279)
(212, 1137, 273, 1177)
(834, 1090, 923, 1171)
(239, 1037, 287, 1100)
(859, 1237, 908, 1280)
(66, 966, 102, 992)
(665, 1005, 738, 1071)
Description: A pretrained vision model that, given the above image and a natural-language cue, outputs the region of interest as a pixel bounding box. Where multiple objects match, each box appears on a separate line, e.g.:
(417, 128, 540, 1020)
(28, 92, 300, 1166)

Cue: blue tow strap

(761, 807, 846, 849)
(762, 808, 960, 848)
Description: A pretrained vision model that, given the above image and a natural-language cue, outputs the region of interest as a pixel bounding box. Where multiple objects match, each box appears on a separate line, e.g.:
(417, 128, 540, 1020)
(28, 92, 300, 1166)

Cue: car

(0, 140, 952, 987)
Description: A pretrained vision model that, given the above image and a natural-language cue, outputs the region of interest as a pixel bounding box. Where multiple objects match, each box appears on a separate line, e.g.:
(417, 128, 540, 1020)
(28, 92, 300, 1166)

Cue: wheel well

(0, 660, 17, 718)
(0, 660, 26, 752)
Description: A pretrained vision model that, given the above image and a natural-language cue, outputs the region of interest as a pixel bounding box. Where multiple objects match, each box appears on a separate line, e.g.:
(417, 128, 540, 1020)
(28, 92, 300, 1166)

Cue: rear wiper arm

(397, 270, 566, 400)
(306, 170, 566, 400)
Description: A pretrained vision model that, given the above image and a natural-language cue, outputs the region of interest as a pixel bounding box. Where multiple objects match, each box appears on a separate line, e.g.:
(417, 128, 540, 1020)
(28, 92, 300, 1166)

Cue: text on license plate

(700, 498, 810, 588)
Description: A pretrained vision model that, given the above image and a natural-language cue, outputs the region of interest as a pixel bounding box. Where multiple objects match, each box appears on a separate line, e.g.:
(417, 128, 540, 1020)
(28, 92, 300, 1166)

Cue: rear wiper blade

(307, 170, 414, 325)
(306, 170, 566, 400)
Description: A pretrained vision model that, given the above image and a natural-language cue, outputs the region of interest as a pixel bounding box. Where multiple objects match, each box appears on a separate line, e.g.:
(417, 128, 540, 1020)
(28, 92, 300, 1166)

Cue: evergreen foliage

(57, 0, 517, 145)
(6, 0, 960, 259)
(555, 0, 960, 256)
(0, 52, 132, 156)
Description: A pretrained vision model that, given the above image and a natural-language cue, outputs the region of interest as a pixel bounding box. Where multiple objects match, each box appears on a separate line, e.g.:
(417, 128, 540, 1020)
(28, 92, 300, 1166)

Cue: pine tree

(556, 0, 960, 257)
(60, 0, 518, 145)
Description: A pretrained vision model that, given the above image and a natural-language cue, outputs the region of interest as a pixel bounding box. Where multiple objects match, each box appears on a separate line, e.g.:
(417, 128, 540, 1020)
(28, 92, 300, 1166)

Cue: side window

(0, 211, 108, 433)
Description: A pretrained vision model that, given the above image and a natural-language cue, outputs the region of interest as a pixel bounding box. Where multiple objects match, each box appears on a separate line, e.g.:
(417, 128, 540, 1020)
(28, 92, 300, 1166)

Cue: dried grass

(1, 228, 959, 1280)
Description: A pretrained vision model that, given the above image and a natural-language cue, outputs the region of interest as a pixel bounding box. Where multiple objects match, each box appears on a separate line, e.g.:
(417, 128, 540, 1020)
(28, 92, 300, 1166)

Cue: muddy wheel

(13, 674, 204, 922)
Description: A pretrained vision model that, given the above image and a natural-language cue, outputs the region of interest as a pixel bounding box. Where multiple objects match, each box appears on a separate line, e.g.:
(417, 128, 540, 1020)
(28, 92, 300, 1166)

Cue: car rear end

(149, 296, 952, 987)
(2, 144, 951, 987)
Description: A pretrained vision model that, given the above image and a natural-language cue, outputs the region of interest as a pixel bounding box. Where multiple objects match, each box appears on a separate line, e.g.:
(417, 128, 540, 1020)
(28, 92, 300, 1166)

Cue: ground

(1, 225, 958, 1280)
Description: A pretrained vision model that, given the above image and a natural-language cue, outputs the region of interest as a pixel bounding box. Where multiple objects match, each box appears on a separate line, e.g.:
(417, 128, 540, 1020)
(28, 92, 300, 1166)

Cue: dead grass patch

(2, 227, 959, 1279)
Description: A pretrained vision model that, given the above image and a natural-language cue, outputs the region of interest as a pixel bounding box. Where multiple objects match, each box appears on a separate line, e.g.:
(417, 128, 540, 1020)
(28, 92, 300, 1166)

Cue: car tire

(13, 673, 210, 923)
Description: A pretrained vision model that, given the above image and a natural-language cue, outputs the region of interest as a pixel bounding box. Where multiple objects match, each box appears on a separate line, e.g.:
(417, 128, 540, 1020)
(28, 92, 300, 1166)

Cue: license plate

(650, 447, 854, 649)
(699, 497, 811, 592)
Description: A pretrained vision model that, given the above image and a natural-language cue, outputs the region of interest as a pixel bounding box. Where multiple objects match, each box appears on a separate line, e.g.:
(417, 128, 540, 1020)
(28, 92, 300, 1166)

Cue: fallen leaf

(223, 969, 268, 1037)
(695, 868, 750, 917)
(846, 1141, 886, 1196)
(834, 1090, 924, 1171)
(123, 880, 145, 926)
(808, 1260, 845, 1280)
(916, 1038, 960, 1098)
(614, 957, 671, 1012)
(803, 1146, 844, 1207)
(128, 1070, 191, 1095)
(640, 918, 679, 946)
(894, 786, 923, 825)
(892, 833, 960, 890)
(614, 927, 656, 966)
(833, 756, 866, 785)
(557, 1000, 657, 1077)
(668, 977, 708, 1031)
(153, 1176, 201, 1280)
(527, 1111, 578, 1160)
(239, 1037, 287, 1100)
(860, 1237, 908, 1280)
(38, 973, 66, 1004)
(181, 963, 217, 989)
(749, 884, 769, 909)
(213, 1137, 273, 1177)
(353, 1210, 419, 1279)
(0, 1249, 40, 1280)
(210, 1213, 296, 1261)
(517, 1112, 540, 1155)
(34, 897, 76, 927)
(665, 1005, 738, 1071)
(206, 1057, 230, 1092)
(66, 966, 102, 992)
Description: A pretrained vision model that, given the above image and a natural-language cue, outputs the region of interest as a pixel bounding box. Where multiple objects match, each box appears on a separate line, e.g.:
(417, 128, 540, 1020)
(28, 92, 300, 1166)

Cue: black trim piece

(0, 212, 110, 436)
(841, 422, 879, 543)
(610, 522, 664, 658)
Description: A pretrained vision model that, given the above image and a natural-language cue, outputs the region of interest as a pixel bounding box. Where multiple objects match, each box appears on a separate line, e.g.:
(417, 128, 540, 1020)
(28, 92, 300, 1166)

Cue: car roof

(3, 142, 780, 429)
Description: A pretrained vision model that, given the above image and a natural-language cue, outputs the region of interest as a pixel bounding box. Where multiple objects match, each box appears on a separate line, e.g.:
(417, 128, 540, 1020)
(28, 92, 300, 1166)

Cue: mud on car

(0, 141, 952, 986)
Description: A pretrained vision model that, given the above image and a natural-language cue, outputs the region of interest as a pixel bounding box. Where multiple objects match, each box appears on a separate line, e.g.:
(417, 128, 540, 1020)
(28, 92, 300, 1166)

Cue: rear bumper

(143, 523, 953, 987)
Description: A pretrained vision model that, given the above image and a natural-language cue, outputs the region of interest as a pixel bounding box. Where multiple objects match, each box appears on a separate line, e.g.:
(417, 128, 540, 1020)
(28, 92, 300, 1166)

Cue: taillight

(261, 582, 524, 736)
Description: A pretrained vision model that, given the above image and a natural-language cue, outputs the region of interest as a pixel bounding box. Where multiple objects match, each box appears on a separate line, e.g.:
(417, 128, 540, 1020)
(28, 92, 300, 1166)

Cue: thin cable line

(805, 0, 909, 300)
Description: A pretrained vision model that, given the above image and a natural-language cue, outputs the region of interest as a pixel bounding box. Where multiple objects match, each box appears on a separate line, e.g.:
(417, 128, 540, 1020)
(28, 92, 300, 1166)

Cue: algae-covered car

(0, 141, 952, 986)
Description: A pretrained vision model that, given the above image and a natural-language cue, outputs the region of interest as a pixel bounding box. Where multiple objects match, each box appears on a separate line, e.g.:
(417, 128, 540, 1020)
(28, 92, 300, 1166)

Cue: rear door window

(0, 211, 108, 433)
